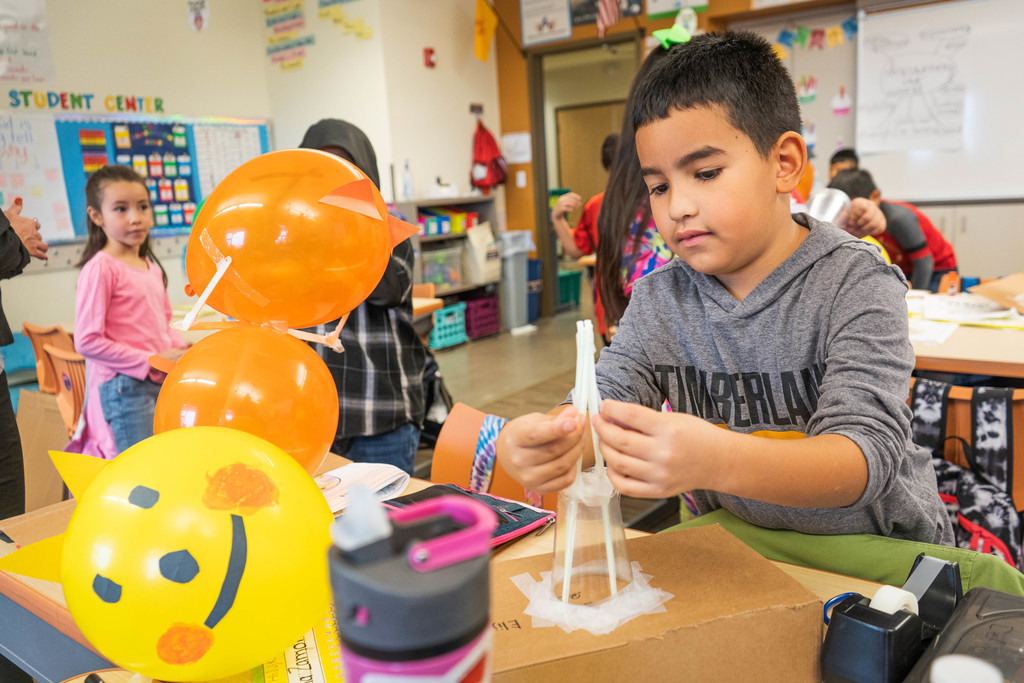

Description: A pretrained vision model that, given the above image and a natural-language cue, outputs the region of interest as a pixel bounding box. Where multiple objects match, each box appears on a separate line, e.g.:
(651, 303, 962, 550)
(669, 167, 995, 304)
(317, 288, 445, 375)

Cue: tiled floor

(431, 271, 598, 411)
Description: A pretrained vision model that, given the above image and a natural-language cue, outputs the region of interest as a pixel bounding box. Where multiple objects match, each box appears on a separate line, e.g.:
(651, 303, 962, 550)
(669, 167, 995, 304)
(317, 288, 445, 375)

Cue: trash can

(527, 258, 542, 322)
(499, 230, 536, 330)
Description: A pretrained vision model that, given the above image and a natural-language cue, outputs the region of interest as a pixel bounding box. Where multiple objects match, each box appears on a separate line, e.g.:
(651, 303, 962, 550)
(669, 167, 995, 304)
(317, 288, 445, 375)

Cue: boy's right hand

(496, 405, 586, 493)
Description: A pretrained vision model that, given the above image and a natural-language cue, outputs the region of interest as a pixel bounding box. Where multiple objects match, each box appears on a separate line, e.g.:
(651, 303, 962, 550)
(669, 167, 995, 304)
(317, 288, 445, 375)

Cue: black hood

(298, 118, 380, 187)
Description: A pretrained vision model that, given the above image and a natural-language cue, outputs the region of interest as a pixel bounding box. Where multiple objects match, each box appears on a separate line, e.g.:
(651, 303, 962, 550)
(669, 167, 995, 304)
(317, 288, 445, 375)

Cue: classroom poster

(0, 0, 57, 83)
(110, 122, 198, 232)
(571, 0, 642, 26)
(521, 0, 571, 46)
(55, 116, 270, 239)
(265, 0, 315, 71)
(192, 124, 265, 198)
(647, 1, 707, 20)
(0, 112, 73, 242)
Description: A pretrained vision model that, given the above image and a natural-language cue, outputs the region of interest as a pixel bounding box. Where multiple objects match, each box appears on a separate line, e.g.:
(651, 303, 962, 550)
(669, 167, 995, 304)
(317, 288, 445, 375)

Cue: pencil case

(384, 483, 555, 547)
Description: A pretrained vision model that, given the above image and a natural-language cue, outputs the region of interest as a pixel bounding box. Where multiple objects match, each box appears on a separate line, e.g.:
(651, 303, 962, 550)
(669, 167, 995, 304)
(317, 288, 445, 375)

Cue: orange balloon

(796, 160, 815, 204)
(154, 326, 338, 474)
(186, 148, 393, 328)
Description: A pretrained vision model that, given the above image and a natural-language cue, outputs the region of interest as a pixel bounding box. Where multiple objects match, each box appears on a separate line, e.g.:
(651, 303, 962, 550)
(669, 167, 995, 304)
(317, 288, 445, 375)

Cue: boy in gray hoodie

(496, 32, 952, 545)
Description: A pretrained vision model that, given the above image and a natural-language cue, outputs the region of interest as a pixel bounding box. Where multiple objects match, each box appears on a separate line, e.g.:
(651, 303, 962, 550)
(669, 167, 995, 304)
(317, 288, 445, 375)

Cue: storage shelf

(436, 281, 499, 297)
(419, 233, 468, 243)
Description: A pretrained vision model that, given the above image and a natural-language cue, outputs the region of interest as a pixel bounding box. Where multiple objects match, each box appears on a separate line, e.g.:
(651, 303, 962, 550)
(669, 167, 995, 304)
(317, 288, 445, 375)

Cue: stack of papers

(909, 319, 959, 345)
(314, 462, 410, 514)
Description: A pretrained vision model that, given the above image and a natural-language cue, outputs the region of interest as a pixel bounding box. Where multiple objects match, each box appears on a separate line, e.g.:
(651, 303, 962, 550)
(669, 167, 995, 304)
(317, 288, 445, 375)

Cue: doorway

(541, 43, 639, 249)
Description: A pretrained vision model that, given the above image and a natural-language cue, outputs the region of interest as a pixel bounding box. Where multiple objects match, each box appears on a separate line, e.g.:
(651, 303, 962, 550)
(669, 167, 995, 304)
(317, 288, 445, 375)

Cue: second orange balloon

(154, 325, 339, 475)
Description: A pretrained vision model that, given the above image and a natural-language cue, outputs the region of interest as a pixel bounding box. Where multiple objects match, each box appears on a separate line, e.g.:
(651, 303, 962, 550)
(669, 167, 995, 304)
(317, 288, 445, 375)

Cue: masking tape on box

(869, 585, 919, 615)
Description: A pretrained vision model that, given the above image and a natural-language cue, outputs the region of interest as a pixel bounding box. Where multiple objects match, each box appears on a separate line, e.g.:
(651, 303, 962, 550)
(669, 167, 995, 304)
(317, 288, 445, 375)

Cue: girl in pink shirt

(72, 166, 188, 458)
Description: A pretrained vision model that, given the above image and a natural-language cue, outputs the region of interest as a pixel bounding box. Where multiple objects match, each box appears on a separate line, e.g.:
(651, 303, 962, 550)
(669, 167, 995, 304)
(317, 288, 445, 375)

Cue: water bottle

(328, 487, 497, 681)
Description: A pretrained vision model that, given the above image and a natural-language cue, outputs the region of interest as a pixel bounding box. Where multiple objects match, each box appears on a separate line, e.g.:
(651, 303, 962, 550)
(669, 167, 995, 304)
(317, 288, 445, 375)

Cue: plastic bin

(428, 302, 468, 350)
(558, 269, 582, 308)
(421, 245, 463, 290)
(499, 231, 536, 330)
(527, 258, 542, 323)
(464, 296, 500, 339)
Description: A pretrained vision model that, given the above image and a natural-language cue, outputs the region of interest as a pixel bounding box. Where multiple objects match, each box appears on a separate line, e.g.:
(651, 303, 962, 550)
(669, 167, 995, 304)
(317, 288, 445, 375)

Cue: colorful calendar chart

(54, 115, 270, 238)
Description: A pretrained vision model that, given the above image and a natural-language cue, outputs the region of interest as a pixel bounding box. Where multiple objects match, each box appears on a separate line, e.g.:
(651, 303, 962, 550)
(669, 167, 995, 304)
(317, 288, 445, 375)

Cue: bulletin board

(55, 115, 271, 240)
(0, 112, 270, 244)
(857, 0, 1024, 201)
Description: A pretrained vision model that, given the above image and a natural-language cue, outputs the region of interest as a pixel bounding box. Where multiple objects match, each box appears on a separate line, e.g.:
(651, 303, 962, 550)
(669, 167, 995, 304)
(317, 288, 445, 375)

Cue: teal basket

(558, 270, 582, 308)
(428, 302, 469, 350)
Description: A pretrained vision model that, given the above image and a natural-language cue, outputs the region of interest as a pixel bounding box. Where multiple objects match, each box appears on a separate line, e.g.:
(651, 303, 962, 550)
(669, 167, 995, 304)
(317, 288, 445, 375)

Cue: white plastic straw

(581, 323, 618, 596)
(562, 319, 619, 601)
(178, 255, 231, 331)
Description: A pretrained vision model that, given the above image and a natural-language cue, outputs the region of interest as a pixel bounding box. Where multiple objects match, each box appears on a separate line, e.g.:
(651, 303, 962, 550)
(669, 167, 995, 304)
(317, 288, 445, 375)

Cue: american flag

(596, 0, 619, 38)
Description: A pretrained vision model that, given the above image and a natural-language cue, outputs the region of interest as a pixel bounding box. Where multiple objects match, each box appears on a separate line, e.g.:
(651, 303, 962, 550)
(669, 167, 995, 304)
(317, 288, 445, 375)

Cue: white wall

(263, 0, 393, 195)
(379, 0, 501, 203)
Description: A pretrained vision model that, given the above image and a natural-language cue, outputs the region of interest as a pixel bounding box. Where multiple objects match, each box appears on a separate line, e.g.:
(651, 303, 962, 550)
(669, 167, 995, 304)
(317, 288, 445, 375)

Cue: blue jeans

(99, 374, 162, 454)
(335, 422, 420, 475)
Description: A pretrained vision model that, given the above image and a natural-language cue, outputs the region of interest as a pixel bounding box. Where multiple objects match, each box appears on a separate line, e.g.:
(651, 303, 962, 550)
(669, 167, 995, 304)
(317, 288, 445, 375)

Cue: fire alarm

(424, 48, 436, 68)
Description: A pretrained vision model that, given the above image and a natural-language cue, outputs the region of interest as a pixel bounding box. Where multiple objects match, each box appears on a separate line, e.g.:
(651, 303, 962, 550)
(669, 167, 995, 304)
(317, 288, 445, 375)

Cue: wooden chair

(909, 377, 1024, 511)
(431, 402, 558, 511)
(43, 344, 87, 439)
(22, 322, 75, 394)
(412, 283, 437, 345)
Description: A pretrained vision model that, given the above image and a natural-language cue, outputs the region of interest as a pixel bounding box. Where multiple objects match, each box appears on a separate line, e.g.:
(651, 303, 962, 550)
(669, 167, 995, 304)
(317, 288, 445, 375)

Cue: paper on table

(908, 319, 959, 345)
(314, 462, 410, 514)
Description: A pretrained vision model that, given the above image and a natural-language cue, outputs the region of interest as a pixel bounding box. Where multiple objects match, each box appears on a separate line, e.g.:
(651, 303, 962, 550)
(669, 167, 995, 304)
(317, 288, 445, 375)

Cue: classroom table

(912, 324, 1024, 379)
(1, 459, 882, 683)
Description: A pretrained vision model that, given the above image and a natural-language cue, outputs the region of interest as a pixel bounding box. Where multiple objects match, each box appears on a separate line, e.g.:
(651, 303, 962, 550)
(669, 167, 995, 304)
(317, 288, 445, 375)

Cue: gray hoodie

(592, 214, 953, 545)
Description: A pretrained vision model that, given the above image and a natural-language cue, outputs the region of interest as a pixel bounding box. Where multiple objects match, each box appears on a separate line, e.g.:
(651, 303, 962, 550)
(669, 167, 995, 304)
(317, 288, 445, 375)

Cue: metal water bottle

(328, 488, 497, 682)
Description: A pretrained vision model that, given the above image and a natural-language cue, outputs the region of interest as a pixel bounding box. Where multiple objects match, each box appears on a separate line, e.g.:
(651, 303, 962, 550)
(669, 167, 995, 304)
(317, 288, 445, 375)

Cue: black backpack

(911, 378, 1021, 569)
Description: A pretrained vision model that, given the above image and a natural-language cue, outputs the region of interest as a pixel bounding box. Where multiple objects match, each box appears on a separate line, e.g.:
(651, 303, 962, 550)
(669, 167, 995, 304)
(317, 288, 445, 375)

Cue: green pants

(668, 509, 1024, 597)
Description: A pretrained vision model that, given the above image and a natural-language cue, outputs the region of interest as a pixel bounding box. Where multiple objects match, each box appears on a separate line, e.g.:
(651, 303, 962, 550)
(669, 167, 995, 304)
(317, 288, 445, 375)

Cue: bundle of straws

(560, 319, 620, 603)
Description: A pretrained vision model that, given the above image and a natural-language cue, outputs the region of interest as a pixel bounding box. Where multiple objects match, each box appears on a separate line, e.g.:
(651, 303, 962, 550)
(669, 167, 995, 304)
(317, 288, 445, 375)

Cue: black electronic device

(821, 555, 962, 683)
(904, 587, 1024, 682)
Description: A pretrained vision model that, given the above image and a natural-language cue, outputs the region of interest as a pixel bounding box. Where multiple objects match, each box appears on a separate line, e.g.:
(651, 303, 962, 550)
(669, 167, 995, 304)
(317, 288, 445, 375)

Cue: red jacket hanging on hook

(470, 120, 507, 192)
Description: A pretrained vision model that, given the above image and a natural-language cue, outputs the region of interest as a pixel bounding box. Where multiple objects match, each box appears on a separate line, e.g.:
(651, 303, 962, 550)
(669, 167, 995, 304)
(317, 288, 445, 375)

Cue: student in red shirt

(830, 168, 958, 292)
(551, 133, 618, 340)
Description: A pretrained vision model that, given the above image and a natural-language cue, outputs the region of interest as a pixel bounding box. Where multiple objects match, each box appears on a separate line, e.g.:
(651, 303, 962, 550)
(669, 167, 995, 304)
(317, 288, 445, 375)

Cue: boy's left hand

(593, 399, 722, 499)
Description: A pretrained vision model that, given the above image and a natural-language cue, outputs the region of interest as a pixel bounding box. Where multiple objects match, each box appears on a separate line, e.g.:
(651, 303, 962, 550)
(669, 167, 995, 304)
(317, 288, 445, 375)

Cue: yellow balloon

(60, 427, 333, 681)
(861, 235, 892, 264)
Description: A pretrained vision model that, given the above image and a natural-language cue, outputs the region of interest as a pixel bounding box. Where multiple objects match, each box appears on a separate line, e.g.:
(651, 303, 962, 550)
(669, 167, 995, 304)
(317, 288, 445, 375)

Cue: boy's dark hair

(600, 133, 619, 171)
(631, 32, 802, 157)
(830, 148, 859, 167)
(828, 168, 877, 200)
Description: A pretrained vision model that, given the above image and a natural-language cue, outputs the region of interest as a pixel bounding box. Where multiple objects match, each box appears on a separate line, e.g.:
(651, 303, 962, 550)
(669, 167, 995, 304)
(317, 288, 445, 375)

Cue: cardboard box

(15, 389, 68, 512)
(490, 525, 822, 682)
(969, 272, 1024, 315)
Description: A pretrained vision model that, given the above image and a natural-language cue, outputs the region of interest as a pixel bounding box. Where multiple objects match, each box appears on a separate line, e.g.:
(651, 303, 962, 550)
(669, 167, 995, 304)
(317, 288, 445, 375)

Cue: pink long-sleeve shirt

(71, 250, 186, 458)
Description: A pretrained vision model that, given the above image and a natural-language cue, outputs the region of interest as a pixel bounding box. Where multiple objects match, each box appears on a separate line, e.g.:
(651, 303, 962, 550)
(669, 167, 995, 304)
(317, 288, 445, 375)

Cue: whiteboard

(0, 112, 75, 243)
(856, 0, 1024, 202)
